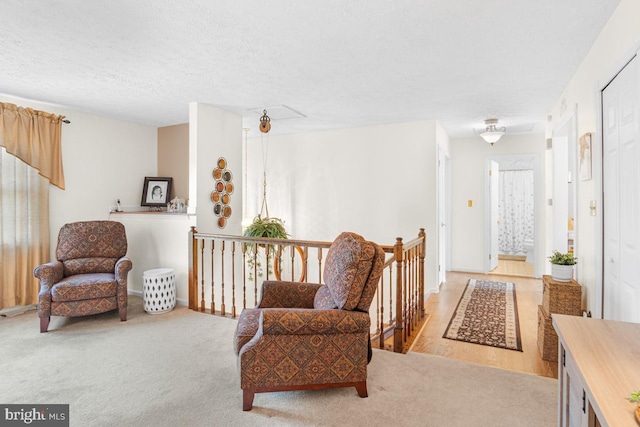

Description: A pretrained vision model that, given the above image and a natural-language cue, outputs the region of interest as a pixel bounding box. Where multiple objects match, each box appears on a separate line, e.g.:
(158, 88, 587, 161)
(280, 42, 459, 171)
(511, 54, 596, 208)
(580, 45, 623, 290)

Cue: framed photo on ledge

(141, 177, 172, 207)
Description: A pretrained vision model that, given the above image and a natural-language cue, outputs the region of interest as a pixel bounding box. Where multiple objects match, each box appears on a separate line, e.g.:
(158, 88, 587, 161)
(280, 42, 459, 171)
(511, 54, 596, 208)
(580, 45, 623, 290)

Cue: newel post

(419, 228, 426, 318)
(393, 237, 404, 353)
(188, 226, 198, 310)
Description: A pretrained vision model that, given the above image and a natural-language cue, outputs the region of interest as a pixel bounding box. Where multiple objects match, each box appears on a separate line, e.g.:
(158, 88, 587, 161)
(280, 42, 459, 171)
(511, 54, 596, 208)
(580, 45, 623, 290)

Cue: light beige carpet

(0, 297, 557, 427)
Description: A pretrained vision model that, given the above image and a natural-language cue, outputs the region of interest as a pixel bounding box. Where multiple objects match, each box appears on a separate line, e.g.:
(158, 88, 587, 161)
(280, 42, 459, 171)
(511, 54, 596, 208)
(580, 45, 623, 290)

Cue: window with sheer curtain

(0, 102, 65, 310)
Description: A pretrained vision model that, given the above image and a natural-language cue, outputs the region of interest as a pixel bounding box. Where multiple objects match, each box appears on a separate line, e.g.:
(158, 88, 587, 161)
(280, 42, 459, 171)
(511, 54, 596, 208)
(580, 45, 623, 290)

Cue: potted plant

(548, 250, 577, 282)
(243, 215, 288, 280)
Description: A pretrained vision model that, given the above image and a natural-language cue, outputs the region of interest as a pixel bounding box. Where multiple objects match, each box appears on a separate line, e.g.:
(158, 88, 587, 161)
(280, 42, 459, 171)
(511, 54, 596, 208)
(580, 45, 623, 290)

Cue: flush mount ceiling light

(480, 119, 506, 145)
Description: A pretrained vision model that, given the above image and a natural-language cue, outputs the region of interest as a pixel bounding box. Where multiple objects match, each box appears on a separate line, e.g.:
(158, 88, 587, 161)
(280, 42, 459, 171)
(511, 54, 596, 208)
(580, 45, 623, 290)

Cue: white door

(489, 161, 500, 271)
(437, 147, 448, 287)
(603, 54, 640, 323)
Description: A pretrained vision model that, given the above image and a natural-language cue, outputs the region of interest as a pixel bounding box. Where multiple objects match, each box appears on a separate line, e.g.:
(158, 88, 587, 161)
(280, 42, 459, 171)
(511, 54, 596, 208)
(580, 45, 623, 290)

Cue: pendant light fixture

(480, 119, 506, 145)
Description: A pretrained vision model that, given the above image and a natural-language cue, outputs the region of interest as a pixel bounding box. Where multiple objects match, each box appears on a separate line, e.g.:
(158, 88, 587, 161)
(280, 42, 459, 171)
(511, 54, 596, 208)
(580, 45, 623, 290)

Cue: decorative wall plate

(216, 181, 224, 192)
(225, 182, 234, 194)
(213, 168, 222, 180)
(217, 158, 227, 169)
(221, 193, 230, 204)
(213, 203, 222, 216)
(211, 191, 220, 203)
(223, 205, 232, 218)
(218, 217, 226, 228)
(222, 170, 232, 182)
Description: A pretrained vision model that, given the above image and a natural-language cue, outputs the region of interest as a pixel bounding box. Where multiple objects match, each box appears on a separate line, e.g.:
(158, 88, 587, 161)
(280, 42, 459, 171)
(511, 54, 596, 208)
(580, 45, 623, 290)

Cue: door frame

(483, 153, 543, 276)
(550, 107, 578, 263)
(437, 145, 451, 288)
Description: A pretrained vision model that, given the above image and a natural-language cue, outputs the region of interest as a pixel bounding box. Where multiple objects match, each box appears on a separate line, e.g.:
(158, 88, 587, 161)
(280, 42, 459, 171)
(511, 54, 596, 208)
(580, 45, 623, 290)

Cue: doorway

(485, 155, 539, 277)
(551, 110, 577, 259)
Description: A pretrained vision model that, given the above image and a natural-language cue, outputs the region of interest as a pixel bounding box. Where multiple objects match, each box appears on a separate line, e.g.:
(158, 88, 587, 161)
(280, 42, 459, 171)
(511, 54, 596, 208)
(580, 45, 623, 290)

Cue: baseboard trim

(128, 290, 188, 307)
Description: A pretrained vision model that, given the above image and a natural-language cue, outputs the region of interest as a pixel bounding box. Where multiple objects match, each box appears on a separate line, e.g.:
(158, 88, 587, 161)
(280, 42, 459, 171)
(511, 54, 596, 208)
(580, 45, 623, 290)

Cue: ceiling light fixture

(480, 119, 506, 145)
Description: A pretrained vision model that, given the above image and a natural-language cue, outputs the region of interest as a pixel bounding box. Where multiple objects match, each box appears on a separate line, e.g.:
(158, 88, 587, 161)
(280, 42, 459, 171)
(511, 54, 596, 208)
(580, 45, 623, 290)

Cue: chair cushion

(323, 232, 375, 311)
(234, 308, 261, 355)
(313, 285, 337, 309)
(51, 273, 118, 302)
(63, 257, 117, 276)
(57, 221, 127, 261)
(356, 244, 386, 312)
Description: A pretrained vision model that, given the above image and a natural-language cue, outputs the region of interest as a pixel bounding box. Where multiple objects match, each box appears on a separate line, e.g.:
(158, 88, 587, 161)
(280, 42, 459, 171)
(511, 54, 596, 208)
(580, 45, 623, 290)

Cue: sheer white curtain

(498, 170, 534, 254)
(0, 147, 50, 309)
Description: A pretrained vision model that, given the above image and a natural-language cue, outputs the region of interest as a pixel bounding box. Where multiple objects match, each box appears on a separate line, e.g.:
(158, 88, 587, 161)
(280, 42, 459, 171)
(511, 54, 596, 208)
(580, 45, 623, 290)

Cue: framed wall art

(579, 132, 592, 181)
(141, 177, 173, 207)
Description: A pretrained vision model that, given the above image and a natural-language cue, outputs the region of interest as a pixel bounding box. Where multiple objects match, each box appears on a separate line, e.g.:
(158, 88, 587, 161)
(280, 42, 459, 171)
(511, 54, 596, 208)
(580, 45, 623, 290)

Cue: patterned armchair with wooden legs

(34, 221, 132, 333)
(234, 231, 385, 411)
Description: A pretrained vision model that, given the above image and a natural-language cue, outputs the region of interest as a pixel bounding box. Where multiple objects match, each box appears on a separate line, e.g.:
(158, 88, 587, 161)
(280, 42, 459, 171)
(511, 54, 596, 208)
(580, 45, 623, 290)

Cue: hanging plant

(244, 215, 288, 280)
(244, 112, 290, 280)
(243, 215, 288, 240)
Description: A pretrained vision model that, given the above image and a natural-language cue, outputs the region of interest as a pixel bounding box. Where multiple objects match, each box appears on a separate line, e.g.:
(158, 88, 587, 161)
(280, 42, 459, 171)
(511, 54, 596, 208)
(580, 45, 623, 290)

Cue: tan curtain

(0, 103, 63, 309)
(0, 147, 50, 308)
(0, 102, 65, 190)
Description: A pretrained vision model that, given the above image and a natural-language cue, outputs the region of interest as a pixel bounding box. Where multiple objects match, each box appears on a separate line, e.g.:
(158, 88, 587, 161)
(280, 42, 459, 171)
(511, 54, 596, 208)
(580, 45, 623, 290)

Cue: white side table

(142, 268, 176, 314)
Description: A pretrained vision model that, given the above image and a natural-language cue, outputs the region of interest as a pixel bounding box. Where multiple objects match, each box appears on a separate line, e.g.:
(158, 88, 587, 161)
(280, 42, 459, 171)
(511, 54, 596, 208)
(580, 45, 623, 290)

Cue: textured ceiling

(0, 0, 621, 138)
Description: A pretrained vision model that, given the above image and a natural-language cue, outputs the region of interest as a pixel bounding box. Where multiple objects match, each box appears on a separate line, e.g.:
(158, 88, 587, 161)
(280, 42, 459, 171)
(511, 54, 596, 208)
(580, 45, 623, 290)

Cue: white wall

(108, 213, 196, 302)
(546, 0, 640, 317)
(449, 133, 546, 274)
(245, 120, 445, 292)
(190, 103, 243, 234)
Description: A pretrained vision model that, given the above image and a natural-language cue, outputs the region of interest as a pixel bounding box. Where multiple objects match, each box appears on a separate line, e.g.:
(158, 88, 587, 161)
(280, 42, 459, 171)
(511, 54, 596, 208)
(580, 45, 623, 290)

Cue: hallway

(409, 271, 557, 379)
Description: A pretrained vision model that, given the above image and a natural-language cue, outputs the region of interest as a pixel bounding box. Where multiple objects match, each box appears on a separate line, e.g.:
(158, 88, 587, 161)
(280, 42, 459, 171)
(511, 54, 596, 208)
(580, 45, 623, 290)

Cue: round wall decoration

(211, 157, 233, 228)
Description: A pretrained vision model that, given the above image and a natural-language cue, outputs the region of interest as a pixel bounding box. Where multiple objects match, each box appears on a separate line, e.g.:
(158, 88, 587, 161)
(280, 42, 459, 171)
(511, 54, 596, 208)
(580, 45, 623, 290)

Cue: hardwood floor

(491, 259, 534, 277)
(409, 271, 558, 379)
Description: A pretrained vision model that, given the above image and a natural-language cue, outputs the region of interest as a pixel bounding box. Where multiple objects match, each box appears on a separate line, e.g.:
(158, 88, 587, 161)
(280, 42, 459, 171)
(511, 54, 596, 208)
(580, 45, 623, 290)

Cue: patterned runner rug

(443, 279, 522, 351)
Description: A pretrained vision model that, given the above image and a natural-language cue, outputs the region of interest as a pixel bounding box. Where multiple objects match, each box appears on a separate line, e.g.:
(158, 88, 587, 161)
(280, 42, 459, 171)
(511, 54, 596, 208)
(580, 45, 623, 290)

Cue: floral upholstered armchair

(234, 231, 385, 411)
(34, 221, 132, 333)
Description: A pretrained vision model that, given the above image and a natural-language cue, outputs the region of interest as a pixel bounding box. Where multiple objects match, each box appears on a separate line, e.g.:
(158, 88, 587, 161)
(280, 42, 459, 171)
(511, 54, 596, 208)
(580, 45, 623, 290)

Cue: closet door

(602, 54, 640, 322)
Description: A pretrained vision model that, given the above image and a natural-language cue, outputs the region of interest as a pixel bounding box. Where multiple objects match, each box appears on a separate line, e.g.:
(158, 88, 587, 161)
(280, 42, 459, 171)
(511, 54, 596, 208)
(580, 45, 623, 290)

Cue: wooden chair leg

(40, 316, 50, 333)
(355, 381, 368, 398)
(119, 307, 127, 321)
(243, 389, 255, 411)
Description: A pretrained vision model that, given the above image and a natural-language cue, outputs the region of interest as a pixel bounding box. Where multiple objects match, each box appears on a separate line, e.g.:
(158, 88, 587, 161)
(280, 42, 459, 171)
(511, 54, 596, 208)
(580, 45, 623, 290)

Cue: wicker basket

(542, 275, 582, 316)
(537, 305, 558, 362)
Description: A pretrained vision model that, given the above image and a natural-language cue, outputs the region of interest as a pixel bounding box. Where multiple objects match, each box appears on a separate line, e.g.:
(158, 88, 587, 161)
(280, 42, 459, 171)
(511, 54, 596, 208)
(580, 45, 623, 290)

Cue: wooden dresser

(553, 314, 640, 427)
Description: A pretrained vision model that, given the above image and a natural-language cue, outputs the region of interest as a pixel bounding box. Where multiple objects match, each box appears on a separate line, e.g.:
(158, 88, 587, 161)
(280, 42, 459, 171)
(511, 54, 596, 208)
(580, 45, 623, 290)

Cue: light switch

(468, 200, 473, 207)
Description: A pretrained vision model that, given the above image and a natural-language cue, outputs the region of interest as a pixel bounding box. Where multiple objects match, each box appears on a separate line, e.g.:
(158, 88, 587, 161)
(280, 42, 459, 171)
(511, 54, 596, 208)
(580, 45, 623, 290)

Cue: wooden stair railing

(188, 228, 426, 353)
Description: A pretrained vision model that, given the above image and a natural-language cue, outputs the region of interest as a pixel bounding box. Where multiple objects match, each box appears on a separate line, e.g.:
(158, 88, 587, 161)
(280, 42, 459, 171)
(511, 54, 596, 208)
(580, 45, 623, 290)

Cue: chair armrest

(257, 281, 322, 308)
(33, 261, 64, 291)
(115, 257, 132, 283)
(260, 308, 370, 335)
